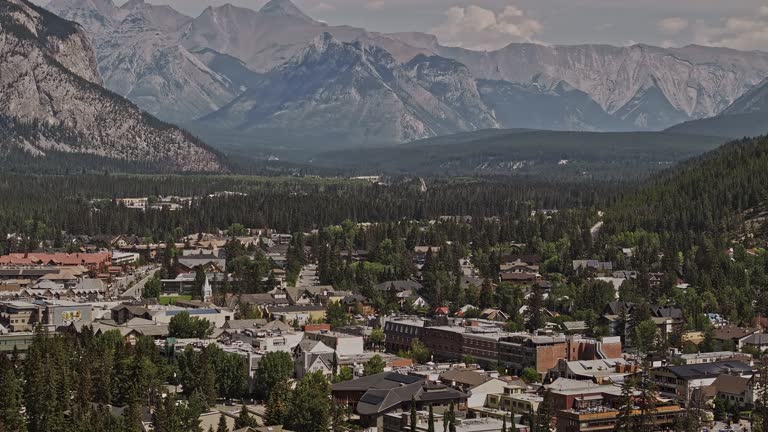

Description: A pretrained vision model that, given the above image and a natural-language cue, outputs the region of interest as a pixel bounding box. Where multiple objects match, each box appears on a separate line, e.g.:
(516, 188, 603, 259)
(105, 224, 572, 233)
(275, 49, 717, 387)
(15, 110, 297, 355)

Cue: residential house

(438, 369, 507, 408)
(111, 304, 155, 324)
(333, 372, 466, 431)
(293, 338, 335, 379)
(650, 361, 754, 402)
(304, 330, 364, 357)
(176, 256, 226, 273)
(600, 301, 685, 343)
(744, 333, 768, 352)
(711, 374, 758, 409)
(713, 325, 761, 351)
(480, 308, 509, 322)
(572, 260, 613, 273)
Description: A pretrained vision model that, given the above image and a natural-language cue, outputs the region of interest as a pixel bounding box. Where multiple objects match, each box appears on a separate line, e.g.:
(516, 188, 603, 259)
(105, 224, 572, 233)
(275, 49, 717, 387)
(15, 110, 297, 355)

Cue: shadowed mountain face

(200, 35, 498, 143)
(0, 0, 226, 172)
(666, 78, 768, 139)
(44, 0, 768, 147)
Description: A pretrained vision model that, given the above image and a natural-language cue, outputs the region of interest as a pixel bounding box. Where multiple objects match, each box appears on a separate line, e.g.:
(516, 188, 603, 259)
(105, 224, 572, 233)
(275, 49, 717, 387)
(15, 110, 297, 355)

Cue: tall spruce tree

(216, 414, 229, 432)
(0, 353, 25, 432)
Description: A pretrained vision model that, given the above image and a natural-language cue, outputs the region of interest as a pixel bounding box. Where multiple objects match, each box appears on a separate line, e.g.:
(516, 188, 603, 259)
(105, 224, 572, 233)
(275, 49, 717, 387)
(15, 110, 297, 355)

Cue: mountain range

(0, 0, 225, 171)
(44, 0, 768, 145)
(666, 78, 768, 139)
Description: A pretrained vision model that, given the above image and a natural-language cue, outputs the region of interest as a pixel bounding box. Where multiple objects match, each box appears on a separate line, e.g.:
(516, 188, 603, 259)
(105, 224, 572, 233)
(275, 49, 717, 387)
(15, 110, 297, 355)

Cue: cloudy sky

(110, 0, 768, 51)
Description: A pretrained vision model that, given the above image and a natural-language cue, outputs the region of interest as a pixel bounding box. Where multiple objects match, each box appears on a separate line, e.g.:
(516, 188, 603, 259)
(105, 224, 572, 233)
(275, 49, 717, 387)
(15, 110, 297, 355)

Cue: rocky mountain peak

(0, 0, 226, 171)
(259, 0, 314, 23)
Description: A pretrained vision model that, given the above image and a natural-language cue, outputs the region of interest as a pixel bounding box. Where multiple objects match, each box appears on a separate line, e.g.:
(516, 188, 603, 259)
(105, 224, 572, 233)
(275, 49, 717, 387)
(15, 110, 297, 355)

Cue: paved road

(121, 266, 161, 300)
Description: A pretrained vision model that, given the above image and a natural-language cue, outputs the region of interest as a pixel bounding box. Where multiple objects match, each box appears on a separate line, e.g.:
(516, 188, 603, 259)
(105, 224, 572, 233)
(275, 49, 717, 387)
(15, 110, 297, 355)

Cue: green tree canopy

(363, 354, 386, 376)
(255, 351, 294, 399)
(169, 311, 212, 339)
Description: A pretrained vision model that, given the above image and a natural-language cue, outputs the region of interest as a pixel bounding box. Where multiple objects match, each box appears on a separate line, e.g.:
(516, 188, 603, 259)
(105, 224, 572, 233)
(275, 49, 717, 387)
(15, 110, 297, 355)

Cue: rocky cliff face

(0, 0, 225, 171)
(434, 43, 768, 129)
(201, 34, 497, 142)
(48, 0, 240, 123)
(45, 0, 768, 141)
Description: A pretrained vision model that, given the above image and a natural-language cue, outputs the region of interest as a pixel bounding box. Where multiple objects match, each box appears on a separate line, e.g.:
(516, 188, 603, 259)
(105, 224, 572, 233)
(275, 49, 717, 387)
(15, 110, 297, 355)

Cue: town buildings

(384, 316, 622, 375)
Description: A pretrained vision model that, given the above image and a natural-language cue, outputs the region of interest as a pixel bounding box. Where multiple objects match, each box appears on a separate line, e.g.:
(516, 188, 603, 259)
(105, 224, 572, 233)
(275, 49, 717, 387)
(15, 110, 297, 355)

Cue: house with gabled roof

(333, 372, 467, 430)
(294, 338, 335, 379)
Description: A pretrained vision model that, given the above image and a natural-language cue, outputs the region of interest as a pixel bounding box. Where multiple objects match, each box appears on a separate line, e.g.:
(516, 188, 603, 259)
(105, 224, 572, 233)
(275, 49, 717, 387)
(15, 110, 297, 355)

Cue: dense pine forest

(0, 174, 625, 243)
(596, 134, 768, 330)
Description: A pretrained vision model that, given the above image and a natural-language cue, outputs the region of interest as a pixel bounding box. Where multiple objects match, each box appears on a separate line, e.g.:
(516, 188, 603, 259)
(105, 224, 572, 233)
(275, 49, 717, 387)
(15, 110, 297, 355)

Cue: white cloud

(431, 4, 542, 51)
(693, 7, 768, 51)
(366, 0, 385, 10)
(657, 17, 688, 34)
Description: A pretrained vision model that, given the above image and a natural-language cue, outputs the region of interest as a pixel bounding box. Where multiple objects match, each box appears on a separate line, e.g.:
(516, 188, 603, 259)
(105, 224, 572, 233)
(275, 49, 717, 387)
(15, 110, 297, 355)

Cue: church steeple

(202, 275, 212, 302)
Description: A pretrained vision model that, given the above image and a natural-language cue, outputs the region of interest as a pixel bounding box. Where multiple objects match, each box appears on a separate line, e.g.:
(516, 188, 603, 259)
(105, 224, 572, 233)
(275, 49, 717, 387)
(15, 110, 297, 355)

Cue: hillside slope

(309, 129, 726, 178)
(0, 0, 225, 171)
(666, 78, 768, 139)
(605, 134, 768, 239)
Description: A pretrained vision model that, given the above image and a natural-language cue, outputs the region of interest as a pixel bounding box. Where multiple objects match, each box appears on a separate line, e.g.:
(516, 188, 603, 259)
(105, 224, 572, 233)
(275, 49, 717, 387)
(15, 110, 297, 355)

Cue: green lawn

(159, 295, 192, 305)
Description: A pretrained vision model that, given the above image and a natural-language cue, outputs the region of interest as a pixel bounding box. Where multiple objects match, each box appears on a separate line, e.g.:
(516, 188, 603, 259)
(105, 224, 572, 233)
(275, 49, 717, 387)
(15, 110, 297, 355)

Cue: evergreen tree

(0, 353, 25, 432)
(535, 391, 553, 432)
(410, 396, 418, 432)
(152, 395, 185, 432)
(265, 380, 291, 426)
(216, 414, 229, 432)
(234, 404, 258, 429)
(525, 285, 545, 332)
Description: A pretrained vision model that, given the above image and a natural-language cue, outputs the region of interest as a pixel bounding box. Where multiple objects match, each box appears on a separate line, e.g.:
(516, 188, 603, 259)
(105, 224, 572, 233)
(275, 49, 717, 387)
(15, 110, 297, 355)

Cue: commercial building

(384, 316, 622, 375)
(0, 299, 92, 331)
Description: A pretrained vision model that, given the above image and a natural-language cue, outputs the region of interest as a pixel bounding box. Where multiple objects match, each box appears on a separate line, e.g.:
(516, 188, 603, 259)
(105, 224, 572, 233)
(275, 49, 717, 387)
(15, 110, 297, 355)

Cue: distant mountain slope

(722, 78, 768, 115)
(309, 129, 726, 178)
(0, 0, 225, 171)
(666, 78, 768, 139)
(180, 1, 432, 73)
(200, 34, 498, 142)
(665, 113, 768, 139)
(258, 0, 315, 23)
(477, 77, 627, 131)
(428, 43, 768, 130)
(47, 0, 242, 123)
(45, 0, 768, 142)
